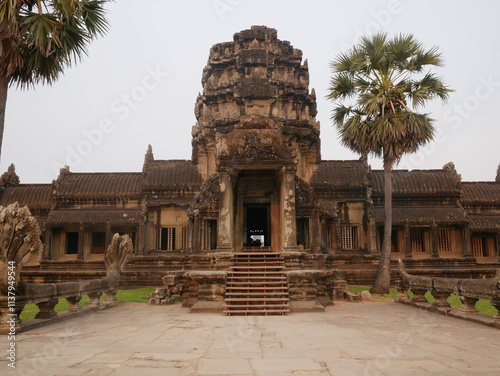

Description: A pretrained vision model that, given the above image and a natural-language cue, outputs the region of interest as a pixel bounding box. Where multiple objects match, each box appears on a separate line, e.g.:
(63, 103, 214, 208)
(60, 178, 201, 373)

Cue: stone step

(225, 297, 289, 302)
(225, 252, 290, 316)
(222, 308, 290, 315)
(231, 265, 285, 269)
(233, 259, 283, 262)
(228, 274, 286, 278)
(224, 303, 290, 309)
(228, 273, 287, 277)
(226, 282, 288, 291)
(225, 291, 289, 296)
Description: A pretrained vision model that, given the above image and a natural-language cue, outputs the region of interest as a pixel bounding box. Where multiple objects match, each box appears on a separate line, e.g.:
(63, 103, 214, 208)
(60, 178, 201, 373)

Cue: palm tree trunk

(370, 164, 393, 294)
(0, 74, 9, 161)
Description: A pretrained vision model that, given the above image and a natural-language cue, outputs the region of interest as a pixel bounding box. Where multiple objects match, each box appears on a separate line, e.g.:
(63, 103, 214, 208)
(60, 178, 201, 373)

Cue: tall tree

(327, 33, 451, 294)
(0, 0, 110, 160)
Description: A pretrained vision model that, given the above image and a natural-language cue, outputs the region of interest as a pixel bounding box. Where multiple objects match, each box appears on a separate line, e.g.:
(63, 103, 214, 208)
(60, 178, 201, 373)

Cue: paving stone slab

(4, 302, 500, 376)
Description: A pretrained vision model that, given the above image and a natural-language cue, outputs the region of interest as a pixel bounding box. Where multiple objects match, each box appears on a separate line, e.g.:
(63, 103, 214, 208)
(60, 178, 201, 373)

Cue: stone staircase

(223, 252, 290, 315)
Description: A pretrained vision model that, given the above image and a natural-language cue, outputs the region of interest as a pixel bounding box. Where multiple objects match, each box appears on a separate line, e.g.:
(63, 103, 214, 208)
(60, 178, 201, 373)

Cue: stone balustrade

(0, 226, 133, 334)
(396, 259, 500, 328)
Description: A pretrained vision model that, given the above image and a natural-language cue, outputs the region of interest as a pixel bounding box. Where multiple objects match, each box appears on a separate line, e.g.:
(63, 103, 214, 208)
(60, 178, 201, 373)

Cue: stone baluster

(492, 300, 500, 329)
(88, 291, 103, 306)
(458, 296, 479, 315)
(66, 295, 82, 312)
(410, 289, 428, 303)
(104, 289, 118, 303)
(395, 280, 409, 301)
(35, 298, 59, 319)
(431, 291, 451, 308)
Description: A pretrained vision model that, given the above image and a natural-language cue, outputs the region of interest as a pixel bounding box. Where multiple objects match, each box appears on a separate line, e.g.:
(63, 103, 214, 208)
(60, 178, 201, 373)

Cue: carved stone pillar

(334, 216, 342, 254)
(78, 225, 85, 260)
(496, 232, 500, 261)
(193, 212, 202, 251)
(137, 217, 145, 255)
(404, 223, 412, 259)
(105, 222, 112, 250)
(310, 211, 321, 252)
(462, 223, 473, 258)
(43, 227, 51, 260)
(367, 217, 378, 254)
(430, 225, 439, 258)
(281, 166, 297, 250)
(217, 171, 234, 251)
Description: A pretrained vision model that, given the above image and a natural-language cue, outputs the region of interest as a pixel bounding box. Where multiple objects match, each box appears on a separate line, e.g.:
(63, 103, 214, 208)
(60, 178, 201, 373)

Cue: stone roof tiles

(0, 184, 53, 209)
(311, 160, 367, 190)
(462, 182, 500, 206)
(47, 209, 141, 226)
(371, 169, 460, 196)
(143, 160, 202, 190)
(467, 215, 500, 231)
(56, 172, 142, 199)
(373, 207, 468, 225)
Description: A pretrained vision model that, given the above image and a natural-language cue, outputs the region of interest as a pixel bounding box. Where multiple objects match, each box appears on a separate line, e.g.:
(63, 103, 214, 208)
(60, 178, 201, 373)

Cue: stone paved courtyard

(1, 302, 499, 376)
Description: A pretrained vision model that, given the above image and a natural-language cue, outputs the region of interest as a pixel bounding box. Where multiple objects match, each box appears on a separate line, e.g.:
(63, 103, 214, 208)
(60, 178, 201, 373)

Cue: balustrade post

(492, 301, 500, 329)
(458, 296, 479, 315)
(411, 289, 428, 303)
(88, 291, 103, 306)
(431, 291, 450, 308)
(395, 278, 409, 301)
(104, 289, 118, 302)
(66, 296, 82, 312)
(35, 299, 59, 319)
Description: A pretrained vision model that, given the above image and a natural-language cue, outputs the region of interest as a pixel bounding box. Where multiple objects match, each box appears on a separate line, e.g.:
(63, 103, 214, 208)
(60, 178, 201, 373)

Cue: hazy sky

(3, 0, 500, 183)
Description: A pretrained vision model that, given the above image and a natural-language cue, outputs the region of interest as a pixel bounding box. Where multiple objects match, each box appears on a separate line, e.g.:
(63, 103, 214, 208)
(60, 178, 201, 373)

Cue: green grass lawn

(20, 288, 155, 322)
(348, 285, 498, 317)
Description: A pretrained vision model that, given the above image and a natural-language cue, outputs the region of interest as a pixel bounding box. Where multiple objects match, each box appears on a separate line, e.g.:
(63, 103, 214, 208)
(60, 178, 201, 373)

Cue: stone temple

(1, 26, 499, 313)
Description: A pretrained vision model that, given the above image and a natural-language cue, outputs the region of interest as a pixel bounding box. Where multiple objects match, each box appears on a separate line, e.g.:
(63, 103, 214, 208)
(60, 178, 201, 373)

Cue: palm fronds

(0, 0, 110, 88)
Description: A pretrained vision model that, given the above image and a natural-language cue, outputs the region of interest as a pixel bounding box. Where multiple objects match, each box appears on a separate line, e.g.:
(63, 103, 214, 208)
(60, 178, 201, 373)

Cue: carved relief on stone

(295, 176, 315, 207)
(238, 176, 276, 194)
(193, 26, 321, 173)
(0, 203, 43, 295)
(236, 135, 279, 161)
(191, 174, 221, 212)
(0, 164, 20, 187)
(103, 233, 134, 284)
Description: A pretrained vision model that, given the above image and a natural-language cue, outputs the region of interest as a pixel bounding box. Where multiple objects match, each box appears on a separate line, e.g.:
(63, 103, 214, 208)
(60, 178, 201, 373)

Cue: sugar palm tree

(327, 33, 451, 294)
(0, 0, 110, 160)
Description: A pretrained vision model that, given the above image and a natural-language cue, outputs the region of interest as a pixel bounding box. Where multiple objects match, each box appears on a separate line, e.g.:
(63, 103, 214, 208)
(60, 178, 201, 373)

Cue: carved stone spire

(192, 26, 321, 180)
(143, 144, 154, 172)
(0, 163, 20, 187)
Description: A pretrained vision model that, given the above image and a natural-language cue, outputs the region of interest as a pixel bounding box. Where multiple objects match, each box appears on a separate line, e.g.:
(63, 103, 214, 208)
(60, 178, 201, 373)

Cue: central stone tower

(190, 26, 321, 253)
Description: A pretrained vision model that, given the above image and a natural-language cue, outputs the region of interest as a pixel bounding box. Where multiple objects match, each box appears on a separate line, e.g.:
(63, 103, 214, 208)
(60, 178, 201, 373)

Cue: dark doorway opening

(244, 205, 270, 247)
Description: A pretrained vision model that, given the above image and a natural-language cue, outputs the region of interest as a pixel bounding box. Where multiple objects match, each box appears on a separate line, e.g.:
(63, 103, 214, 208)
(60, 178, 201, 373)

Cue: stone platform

(2, 302, 499, 375)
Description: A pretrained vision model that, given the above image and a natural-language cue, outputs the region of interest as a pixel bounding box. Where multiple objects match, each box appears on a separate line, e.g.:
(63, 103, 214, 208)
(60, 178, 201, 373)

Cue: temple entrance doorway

(244, 204, 271, 247)
(235, 169, 280, 252)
